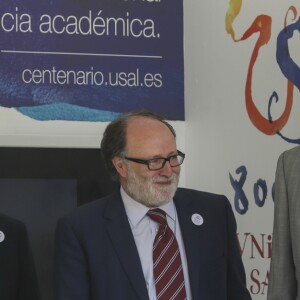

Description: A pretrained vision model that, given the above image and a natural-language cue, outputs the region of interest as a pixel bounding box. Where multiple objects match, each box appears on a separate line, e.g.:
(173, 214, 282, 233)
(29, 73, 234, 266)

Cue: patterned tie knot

(147, 208, 168, 226)
(147, 208, 168, 238)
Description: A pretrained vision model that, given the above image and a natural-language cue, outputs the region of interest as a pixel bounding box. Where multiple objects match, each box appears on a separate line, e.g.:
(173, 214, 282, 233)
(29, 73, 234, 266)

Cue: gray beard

(124, 165, 179, 208)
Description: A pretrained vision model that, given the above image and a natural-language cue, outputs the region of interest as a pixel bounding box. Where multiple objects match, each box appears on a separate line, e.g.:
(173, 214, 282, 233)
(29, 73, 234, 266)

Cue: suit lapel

(104, 192, 149, 300)
(174, 192, 206, 300)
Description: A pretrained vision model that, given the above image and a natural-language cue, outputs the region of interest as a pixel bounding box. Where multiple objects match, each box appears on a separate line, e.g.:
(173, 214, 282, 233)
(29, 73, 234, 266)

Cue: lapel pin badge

(0, 231, 5, 243)
(191, 214, 203, 226)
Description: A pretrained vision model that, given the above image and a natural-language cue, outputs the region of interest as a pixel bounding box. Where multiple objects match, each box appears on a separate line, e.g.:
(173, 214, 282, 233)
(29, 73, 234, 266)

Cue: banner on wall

(0, 0, 184, 122)
(224, 1, 300, 299)
(226, 0, 300, 144)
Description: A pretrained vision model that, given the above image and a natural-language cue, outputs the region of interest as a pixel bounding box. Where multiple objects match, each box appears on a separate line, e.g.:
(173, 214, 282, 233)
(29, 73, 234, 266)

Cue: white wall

(184, 1, 300, 299)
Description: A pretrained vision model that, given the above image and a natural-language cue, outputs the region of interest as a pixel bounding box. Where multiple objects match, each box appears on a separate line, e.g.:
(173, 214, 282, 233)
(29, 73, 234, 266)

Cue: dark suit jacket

(0, 213, 40, 300)
(54, 188, 251, 300)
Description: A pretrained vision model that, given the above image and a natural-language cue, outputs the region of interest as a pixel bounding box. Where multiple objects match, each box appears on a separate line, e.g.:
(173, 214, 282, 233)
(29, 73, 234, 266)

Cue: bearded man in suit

(54, 111, 251, 300)
(268, 146, 300, 300)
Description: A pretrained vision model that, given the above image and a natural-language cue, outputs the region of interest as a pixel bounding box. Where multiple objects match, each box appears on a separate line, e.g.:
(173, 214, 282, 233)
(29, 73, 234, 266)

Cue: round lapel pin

(191, 214, 203, 226)
(0, 231, 5, 243)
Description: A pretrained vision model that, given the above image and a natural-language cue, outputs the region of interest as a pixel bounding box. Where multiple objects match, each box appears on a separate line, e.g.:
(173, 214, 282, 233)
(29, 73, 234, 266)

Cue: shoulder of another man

(0, 213, 26, 231)
(281, 145, 300, 160)
(0, 214, 28, 247)
(277, 145, 300, 172)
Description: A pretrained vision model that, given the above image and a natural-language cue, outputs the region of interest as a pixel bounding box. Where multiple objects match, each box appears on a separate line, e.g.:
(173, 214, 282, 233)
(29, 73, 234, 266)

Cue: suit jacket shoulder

(281, 144, 300, 162)
(0, 214, 40, 300)
(57, 189, 124, 231)
(0, 213, 26, 232)
(174, 187, 229, 210)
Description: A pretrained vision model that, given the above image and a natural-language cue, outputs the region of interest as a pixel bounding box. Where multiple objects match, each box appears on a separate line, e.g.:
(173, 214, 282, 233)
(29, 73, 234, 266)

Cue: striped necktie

(147, 208, 187, 300)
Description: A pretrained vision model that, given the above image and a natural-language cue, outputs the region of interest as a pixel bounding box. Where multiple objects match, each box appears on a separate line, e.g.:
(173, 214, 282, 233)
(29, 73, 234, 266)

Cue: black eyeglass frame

(124, 150, 185, 171)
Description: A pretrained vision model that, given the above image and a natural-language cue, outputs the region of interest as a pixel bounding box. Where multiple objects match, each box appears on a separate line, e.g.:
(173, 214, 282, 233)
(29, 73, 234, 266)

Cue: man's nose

(159, 160, 173, 176)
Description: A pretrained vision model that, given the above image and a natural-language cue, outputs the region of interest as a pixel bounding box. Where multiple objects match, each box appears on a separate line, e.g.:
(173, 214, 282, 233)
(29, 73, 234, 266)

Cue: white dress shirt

(121, 187, 192, 300)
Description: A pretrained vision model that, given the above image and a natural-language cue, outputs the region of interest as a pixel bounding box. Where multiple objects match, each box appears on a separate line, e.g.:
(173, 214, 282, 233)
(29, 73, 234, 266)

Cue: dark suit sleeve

(0, 215, 40, 300)
(267, 151, 297, 300)
(54, 217, 90, 300)
(17, 222, 41, 300)
(225, 198, 252, 300)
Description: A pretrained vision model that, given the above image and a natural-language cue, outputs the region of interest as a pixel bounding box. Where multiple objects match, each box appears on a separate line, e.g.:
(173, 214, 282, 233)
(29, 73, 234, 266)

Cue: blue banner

(0, 0, 184, 121)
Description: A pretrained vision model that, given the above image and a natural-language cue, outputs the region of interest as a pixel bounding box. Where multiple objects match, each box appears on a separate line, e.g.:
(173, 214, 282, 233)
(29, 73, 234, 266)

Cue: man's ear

(112, 157, 127, 178)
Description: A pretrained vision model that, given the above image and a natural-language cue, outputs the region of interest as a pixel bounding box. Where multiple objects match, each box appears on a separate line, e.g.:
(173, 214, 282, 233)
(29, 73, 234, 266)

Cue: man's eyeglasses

(124, 150, 185, 171)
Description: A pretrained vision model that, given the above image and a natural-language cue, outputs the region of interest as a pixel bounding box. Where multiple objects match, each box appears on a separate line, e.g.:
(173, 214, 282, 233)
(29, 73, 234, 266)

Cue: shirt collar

(120, 186, 176, 228)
